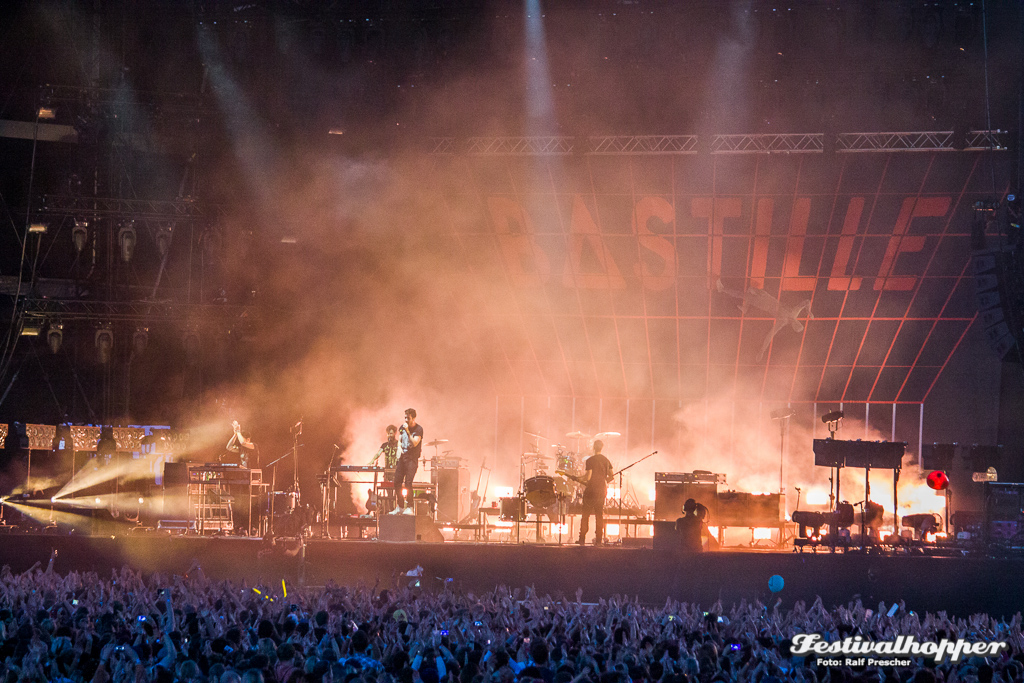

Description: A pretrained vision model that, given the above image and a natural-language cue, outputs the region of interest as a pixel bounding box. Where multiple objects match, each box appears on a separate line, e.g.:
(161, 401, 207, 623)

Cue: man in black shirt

(391, 408, 423, 515)
(577, 439, 614, 545)
(369, 424, 399, 512)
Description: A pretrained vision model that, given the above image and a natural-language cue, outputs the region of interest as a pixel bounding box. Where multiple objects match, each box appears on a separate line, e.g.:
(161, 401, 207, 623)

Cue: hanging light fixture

(47, 322, 63, 354)
(132, 327, 149, 356)
(95, 326, 114, 364)
(156, 225, 173, 259)
(118, 222, 137, 263)
(72, 220, 88, 253)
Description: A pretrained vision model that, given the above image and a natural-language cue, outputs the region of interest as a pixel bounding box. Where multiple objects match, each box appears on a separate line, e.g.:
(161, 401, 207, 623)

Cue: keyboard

(330, 465, 385, 473)
(189, 465, 261, 485)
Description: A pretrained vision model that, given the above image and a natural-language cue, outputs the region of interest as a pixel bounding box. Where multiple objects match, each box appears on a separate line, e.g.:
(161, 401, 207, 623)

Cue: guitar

(555, 469, 587, 485)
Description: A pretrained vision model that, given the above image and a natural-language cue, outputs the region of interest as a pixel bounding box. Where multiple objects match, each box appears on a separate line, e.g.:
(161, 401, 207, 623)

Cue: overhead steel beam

(711, 133, 824, 154)
(589, 135, 698, 154)
(836, 131, 954, 152)
(19, 298, 258, 324)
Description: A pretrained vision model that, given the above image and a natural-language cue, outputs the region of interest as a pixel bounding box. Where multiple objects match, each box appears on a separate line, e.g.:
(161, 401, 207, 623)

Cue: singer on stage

(390, 409, 423, 515)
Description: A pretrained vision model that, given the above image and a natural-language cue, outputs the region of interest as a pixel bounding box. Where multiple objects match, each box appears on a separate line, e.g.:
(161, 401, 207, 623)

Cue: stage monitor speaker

(379, 514, 445, 543)
(434, 467, 469, 524)
(652, 520, 677, 550)
(654, 482, 717, 521)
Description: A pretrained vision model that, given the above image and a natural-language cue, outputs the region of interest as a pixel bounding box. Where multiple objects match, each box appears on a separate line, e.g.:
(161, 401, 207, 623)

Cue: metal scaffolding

(711, 133, 824, 154)
(589, 135, 699, 155)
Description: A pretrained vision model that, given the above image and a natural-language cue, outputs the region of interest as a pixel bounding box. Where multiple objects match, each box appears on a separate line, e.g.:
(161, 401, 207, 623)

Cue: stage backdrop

(410, 150, 1008, 491)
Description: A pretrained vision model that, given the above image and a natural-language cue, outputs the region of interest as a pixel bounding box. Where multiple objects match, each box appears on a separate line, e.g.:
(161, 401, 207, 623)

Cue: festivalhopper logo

(791, 634, 1007, 666)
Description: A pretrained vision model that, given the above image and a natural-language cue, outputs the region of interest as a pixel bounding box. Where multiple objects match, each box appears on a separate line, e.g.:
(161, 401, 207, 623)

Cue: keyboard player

(223, 420, 257, 468)
(368, 425, 399, 512)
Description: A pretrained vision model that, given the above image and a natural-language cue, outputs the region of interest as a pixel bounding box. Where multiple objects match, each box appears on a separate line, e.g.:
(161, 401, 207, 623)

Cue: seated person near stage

(369, 424, 399, 512)
(676, 498, 704, 552)
(222, 420, 256, 468)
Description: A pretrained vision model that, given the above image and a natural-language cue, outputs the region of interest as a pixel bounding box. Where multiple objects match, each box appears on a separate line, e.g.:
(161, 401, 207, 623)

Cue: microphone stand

(264, 450, 293, 535)
(614, 450, 657, 542)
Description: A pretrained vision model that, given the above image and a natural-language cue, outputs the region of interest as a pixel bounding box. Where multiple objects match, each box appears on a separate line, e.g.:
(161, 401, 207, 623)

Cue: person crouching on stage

(577, 439, 614, 545)
(390, 408, 423, 515)
(369, 425, 399, 513)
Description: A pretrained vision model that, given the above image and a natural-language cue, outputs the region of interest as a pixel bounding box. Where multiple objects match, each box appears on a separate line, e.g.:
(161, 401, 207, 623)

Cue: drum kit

(503, 428, 622, 522)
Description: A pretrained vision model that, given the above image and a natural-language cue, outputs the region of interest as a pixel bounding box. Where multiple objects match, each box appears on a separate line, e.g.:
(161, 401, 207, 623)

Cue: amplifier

(716, 492, 782, 527)
(984, 482, 1024, 545)
(655, 471, 726, 485)
(654, 482, 717, 521)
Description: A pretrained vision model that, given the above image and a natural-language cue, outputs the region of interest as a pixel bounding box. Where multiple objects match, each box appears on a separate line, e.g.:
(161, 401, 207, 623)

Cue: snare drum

(524, 476, 557, 508)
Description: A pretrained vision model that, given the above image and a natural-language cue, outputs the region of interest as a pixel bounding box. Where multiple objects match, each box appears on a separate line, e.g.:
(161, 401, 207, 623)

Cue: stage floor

(0, 530, 1017, 617)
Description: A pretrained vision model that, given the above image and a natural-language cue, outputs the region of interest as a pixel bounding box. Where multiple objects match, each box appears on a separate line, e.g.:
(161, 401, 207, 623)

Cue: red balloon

(927, 470, 949, 491)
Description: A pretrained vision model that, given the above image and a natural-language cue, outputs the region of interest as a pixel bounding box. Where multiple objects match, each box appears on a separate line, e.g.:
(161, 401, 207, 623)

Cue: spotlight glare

(138, 497, 144, 505)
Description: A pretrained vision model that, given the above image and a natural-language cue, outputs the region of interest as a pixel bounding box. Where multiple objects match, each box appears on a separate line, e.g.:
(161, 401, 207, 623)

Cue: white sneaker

(388, 507, 402, 515)
(402, 507, 415, 515)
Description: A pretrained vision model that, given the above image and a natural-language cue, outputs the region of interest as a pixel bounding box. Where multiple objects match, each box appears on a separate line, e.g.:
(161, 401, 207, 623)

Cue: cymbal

(426, 439, 449, 447)
(566, 431, 590, 439)
(594, 431, 621, 439)
(524, 431, 546, 440)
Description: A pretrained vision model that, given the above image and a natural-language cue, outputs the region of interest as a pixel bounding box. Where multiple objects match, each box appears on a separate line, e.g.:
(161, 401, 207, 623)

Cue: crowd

(0, 552, 1022, 683)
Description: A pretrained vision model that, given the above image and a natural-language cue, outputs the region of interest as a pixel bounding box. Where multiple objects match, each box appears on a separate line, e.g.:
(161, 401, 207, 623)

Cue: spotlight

(95, 326, 113, 364)
(37, 107, 56, 120)
(72, 221, 88, 253)
(118, 222, 137, 263)
(94, 498, 101, 505)
(21, 322, 42, 337)
(821, 410, 844, 423)
(47, 322, 63, 354)
(138, 497, 144, 505)
(29, 223, 48, 234)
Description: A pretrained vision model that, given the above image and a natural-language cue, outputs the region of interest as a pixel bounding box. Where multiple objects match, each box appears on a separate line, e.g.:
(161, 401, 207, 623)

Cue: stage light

(95, 327, 113, 364)
(72, 221, 88, 253)
(821, 410, 844, 423)
(37, 107, 56, 120)
(21, 322, 42, 336)
(138, 497, 144, 505)
(94, 498, 101, 505)
(926, 470, 949, 491)
(156, 226, 172, 258)
(132, 327, 149, 356)
(118, 223, 137, 263)
(753, 527, 773, 540)
(29, 223, 48, 234)
(47, 322, 63, 354)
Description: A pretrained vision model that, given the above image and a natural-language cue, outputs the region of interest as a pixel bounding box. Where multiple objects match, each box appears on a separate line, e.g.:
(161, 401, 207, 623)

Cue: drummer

(369, 425, 400, 513)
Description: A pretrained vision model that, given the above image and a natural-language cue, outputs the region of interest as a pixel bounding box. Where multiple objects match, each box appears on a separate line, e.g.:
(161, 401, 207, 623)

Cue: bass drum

(524, 476, 557, 508)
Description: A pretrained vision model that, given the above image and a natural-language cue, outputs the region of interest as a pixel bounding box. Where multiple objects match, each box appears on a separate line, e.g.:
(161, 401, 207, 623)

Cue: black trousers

(393, 456, 418, 509)
(579, 495, 605, 543)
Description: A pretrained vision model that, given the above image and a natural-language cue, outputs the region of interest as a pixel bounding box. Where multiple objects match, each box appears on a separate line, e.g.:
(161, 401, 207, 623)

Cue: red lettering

(874, 197, 950, 291)
(748, 198, 773, 288)
(827, 197, 865, 291)
(691, 197, 742, 279)
(488, 197, 550, 288)
(563, 195, 626, 289)
(782, 197, 815, 291)
(632, 196, 676, 291)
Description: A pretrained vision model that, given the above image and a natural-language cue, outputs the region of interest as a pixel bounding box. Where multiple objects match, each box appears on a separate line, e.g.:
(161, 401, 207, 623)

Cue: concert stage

(1, 531, 1018, 618)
